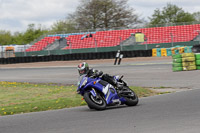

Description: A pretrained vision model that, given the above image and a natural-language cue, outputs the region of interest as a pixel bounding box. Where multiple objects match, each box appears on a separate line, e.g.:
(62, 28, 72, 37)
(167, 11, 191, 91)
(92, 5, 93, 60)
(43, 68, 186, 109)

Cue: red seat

(27, 24, 200, 51)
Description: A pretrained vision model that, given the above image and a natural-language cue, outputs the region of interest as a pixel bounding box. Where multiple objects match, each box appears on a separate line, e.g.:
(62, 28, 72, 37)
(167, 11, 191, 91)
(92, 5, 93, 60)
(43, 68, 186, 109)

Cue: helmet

(77, 62, 89, 76)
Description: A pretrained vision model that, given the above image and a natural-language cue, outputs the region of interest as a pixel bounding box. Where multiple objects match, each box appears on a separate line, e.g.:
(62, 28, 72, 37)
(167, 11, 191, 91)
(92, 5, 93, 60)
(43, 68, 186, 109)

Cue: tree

(50, 20, 76, 33)
(193, 12, 200, 22)
(68, 0, 142, 30)
(21, 24, 48, 44)
(0, 30, 13, 45)
(0, 24, 48, 45)
(12, 32, 24, 45)
(149, 3, 195, 25)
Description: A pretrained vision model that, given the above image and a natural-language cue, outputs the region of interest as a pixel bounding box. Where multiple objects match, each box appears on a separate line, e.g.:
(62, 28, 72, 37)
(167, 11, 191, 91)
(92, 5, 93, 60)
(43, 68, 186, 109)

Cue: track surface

(1, 58, 200, 133)
(0, 59, 200, 88)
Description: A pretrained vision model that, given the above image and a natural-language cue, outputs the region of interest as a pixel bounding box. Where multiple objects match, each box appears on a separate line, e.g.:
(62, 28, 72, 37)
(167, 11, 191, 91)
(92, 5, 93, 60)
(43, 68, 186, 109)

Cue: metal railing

(46, 21, 200, 35)
(0, 45, 31, 58)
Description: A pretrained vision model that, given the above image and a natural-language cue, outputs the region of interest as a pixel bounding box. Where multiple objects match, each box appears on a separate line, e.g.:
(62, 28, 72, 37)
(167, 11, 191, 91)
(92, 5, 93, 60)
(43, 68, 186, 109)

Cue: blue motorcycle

(77, 74, 138, 110)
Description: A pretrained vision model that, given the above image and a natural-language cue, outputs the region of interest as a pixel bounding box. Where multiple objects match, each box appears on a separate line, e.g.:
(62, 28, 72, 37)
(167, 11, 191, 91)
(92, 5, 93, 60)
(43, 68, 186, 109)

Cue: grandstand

(26, 36, 60, 52)
(25, 24, 200, 52)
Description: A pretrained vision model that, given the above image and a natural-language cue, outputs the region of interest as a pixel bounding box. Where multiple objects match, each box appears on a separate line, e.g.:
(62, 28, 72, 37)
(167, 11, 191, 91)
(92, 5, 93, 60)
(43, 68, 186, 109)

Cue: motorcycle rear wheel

(123, 87, 139, 106)
(84, 91, 106, 110)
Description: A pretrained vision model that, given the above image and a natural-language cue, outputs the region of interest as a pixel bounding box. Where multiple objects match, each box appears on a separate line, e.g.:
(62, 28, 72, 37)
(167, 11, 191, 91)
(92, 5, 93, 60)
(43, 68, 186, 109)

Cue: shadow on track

(78, 104, 141, 112)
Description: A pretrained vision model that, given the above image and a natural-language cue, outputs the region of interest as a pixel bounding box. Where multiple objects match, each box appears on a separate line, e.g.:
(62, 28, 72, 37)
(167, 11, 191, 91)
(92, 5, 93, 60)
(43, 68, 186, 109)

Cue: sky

(0, 0, 200, 34)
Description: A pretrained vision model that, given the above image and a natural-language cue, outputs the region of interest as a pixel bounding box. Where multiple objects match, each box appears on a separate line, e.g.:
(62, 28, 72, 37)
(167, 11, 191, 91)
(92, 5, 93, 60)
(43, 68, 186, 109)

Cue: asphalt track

(0, 60, 200, 88)
(1, 59, 200, 133)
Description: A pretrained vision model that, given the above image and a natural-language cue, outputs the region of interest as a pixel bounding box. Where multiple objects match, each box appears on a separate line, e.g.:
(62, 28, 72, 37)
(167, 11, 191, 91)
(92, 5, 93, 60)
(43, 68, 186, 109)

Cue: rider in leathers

(77, 62, 122, 89)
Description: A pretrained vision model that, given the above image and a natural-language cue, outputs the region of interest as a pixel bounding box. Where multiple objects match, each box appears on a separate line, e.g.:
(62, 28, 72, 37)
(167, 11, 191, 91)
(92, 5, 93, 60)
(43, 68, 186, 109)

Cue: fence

(0, 45, 31, 58)
(14, 41, 199, 58)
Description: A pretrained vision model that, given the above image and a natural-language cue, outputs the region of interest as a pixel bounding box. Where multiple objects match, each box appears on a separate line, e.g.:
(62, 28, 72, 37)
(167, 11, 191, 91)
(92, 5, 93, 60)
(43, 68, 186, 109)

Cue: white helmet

(77, 62, 89, 76)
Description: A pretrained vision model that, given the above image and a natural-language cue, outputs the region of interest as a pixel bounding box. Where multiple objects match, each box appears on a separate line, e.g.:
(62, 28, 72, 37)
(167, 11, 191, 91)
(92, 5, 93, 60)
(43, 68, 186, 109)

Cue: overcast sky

(0, 0, 200, 34)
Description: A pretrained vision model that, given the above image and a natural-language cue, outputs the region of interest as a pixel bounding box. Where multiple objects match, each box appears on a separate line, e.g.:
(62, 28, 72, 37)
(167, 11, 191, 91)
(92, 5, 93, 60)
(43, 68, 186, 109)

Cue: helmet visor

(79, 70, 85, 75)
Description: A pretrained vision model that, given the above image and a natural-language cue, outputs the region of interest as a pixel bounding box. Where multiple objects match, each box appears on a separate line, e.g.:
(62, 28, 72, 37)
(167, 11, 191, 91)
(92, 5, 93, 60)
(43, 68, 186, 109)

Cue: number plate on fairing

(102, 84, 113, 95)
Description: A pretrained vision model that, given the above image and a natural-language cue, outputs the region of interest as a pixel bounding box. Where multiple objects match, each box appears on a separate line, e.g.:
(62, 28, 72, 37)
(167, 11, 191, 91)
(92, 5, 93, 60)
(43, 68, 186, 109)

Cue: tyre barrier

(0, 50, 152, 64)
(195, 53, 200, 70)
(172, 53, 197, 72)
(153, 45, 193, 57)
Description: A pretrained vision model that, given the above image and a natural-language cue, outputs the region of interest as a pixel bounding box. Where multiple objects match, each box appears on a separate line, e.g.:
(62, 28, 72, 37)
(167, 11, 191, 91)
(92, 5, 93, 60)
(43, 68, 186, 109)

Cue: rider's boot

(116, 82, 123, 90)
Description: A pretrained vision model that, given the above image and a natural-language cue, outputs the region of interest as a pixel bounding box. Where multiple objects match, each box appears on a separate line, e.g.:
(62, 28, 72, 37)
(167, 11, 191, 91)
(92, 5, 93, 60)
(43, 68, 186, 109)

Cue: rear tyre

(123, 87, 139, 106)
(84, 91, 106, 110)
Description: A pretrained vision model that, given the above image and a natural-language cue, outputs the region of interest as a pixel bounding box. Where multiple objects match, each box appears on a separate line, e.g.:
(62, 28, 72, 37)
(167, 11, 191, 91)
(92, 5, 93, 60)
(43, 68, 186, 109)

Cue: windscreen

(77, 74, 87, 86)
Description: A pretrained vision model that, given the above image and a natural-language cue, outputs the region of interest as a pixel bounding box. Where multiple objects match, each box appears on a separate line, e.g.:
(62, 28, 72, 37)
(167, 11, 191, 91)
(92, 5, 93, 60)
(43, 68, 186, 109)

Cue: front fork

(90, 88, 100, 99)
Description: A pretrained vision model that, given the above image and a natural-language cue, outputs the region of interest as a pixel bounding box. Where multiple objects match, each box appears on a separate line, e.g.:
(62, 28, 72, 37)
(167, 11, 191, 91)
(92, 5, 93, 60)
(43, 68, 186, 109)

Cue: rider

(77, 62, 123, 89)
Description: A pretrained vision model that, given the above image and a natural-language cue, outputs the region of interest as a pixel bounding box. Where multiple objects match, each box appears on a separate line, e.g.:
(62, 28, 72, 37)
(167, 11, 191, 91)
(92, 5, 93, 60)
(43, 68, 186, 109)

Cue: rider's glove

(93, 70, 103, 77)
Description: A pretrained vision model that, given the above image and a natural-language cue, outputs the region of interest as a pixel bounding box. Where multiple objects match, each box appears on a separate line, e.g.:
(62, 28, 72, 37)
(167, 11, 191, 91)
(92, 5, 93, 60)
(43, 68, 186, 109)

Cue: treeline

(0, 24, 48, 45)
(0, 1, 200, 46)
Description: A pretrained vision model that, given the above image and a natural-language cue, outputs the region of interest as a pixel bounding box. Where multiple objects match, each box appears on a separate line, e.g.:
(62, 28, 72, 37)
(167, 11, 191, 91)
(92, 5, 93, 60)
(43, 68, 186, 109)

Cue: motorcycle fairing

(78, 75, 127, 105)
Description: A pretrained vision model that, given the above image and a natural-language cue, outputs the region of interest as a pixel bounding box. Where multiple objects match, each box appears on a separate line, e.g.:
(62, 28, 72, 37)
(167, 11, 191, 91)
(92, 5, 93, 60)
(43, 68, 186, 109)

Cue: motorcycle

(77, 74, 138, 110)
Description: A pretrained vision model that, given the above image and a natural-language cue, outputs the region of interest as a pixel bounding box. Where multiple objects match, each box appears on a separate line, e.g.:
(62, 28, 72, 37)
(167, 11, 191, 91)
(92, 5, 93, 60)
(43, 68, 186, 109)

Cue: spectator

(81, 34, 87, 40)
(81, 33, 93, 40)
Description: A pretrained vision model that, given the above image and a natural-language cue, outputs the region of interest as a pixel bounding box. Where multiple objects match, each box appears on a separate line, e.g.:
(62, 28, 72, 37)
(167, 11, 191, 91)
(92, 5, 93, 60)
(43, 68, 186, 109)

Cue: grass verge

(0, 81, 163, 116)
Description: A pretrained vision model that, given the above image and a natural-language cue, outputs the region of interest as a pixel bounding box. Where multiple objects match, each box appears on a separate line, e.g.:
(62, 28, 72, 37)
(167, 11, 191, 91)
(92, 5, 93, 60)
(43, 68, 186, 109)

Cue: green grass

(130, 86, 158, 97)
(0, 81, 160, 116)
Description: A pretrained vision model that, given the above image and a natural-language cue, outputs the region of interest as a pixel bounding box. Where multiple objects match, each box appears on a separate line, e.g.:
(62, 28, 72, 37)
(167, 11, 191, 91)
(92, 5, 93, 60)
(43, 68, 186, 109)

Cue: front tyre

(84, 91, 106, 110)
(124, 87, 139, 106)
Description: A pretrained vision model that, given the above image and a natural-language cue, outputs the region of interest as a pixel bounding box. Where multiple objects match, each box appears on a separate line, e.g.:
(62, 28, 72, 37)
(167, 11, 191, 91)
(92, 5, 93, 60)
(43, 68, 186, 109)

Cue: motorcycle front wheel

(84, 91, 106, 110)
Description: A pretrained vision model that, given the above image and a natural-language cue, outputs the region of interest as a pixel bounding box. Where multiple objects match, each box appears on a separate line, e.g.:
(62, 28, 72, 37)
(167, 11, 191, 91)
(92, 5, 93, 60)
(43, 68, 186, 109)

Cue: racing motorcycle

(77, 74, 138, 110)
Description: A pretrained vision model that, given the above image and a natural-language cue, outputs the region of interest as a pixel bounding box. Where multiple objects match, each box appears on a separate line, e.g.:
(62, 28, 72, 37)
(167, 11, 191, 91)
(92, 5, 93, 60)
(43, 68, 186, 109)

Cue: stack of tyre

(173, 53, 196, 72)
(195, 53, 200, 70)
